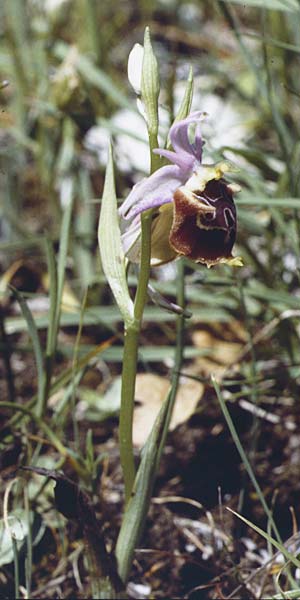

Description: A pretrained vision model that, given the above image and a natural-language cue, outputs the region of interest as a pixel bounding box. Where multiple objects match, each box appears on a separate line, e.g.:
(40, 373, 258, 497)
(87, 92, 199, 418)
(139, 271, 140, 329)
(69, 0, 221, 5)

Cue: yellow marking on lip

(195, 255, 243, 268)
(196, 214, 227, 232)
(225, 256, 243, 267)
(185, 161, 239, 194)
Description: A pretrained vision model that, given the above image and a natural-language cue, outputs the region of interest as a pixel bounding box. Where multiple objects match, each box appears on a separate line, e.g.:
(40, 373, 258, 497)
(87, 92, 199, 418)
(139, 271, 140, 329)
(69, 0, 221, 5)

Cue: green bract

(98, 144, 134, 327)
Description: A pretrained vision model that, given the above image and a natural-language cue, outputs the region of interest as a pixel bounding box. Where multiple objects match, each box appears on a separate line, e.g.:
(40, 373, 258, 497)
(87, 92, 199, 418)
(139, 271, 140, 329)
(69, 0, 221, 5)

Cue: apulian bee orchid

(119, 111, 242, 268)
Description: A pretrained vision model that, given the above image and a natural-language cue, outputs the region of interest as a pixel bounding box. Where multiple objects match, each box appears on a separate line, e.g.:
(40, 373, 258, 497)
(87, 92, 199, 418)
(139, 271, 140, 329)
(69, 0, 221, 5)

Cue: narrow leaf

(173, 67, 194, 123)
(227, 507, 300, 569)
(270, 590, 300, 600)
(5, 305, 232, 334)
(98, 145, 134, 325)
(219, 0, 299, 11)
(44, 239, 58, 357)
(212, 376, 282, 543)
(237, 196, 300, 208)
(167, 67, 193, 149)
(10, 287, 44, 417)
(56, 177, 75, 334)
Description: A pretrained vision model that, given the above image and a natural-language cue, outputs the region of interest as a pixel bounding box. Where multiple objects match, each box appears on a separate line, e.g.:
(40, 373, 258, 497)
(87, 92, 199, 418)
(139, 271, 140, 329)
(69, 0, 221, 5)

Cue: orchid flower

(119, 111, 242, 268)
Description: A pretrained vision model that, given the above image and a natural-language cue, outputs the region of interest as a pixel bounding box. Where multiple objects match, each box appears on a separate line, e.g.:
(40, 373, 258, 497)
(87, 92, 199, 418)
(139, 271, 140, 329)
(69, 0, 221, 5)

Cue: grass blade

(219, 0, 299, 11)
(212, 376, 282, 543)
(227, 507, 300, 569)
(10, 287, 44, 417)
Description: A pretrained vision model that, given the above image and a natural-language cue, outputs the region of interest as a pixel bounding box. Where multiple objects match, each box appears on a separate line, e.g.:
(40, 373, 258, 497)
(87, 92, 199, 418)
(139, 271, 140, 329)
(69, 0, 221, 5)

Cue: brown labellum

(170, 178, 237, 266)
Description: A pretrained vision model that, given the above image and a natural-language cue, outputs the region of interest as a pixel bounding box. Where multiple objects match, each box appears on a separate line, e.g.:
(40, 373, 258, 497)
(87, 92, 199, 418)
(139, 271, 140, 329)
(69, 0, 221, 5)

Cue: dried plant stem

(119, 210, 153, 504)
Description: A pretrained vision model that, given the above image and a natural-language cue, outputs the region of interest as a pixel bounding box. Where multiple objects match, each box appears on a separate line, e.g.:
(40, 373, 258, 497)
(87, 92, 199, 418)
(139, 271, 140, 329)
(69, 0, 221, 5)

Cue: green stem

(116, 259, 186, 583)
(148, 131, 160, 173)
(24, 487, 32, 598)
(12, 537, 20, 600)
(134, 211, 153, 320)
(120, 210, 153, 504)
(119, 326, 139, 502)
(156, 258, 185, 465)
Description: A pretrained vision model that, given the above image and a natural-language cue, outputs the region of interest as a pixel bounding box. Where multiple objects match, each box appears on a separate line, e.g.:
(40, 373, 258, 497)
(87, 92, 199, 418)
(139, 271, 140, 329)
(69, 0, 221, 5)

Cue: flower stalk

(120, 209, 154, 503)
(118, 28, 160, 503)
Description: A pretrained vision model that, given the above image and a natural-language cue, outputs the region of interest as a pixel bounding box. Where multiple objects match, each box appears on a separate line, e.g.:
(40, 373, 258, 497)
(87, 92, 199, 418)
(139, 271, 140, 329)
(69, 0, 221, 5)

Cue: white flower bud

(127, 43, 144, 95)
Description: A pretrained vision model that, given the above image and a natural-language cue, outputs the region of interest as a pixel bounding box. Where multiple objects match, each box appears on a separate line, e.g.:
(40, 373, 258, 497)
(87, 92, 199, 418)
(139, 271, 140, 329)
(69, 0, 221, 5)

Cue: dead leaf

(133, 373, 203, 447)
(0, 259, 24, 297)
(192, 322, 246, 377)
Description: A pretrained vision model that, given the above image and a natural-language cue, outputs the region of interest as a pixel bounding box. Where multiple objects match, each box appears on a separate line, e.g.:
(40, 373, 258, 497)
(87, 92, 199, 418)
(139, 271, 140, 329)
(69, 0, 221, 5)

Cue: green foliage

(98, 144, 134, 325)
(219, 0, 299, 11)
(2, 0, 300, 597)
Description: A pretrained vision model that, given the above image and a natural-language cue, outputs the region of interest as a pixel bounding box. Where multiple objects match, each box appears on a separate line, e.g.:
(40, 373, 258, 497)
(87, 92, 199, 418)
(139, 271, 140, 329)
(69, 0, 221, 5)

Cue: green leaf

(5, 305, 232, 334)
(0, 514, 26, 567)
(73, 169, 95, 288)
(246, 281, 300, 310)
(167, 67, 193, 150)
(237, 196, 300, 208)
(44, 240, 58, 358)
(98, 144, 134, 326)
(55, 178, 75, 337)
(0, 509, 36, 567)
(213, 377, 282, 543)
(10, 287, 44, 417)
(227, 507, 300, 569)
(173, 67, 194, 123)
(269, 590, 300, 600)
(219, 0, 299, 11)
(77, 377, 121, 421)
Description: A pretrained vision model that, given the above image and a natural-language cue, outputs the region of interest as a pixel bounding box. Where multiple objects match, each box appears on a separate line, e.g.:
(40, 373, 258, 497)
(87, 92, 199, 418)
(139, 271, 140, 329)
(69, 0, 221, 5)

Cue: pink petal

(119, 164, 184, 219)
(152, 148, 195, 172)
(121, 216, 141, 254)
(169, 110, 205, 162)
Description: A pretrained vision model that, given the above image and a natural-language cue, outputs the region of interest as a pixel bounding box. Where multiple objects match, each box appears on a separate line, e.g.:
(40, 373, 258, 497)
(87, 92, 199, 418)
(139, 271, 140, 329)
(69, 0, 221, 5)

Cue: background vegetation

(1, 0, 300, 598)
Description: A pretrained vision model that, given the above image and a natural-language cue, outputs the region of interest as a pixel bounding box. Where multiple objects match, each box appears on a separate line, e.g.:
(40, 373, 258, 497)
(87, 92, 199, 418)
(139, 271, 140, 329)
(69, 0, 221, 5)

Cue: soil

(1, 310, 300, 600)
